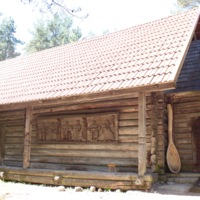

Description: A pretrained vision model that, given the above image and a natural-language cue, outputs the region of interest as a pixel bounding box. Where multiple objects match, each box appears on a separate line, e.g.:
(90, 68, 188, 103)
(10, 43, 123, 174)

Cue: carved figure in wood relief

(101, 119, 115, 141)
(82, 117, 87, 140)
(88, 120, 101, 141)
(38, 123, 47, 141)
(48, 122, 59, 141)
(61, 121, 73, 141)
(72, 120, 82, 141)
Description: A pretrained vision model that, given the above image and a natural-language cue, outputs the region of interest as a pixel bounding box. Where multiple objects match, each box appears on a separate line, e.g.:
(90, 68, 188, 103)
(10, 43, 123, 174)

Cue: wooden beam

(33, 98, 138, 114)
(0, 81, 175, 112)
(138, 92, 146, 176)
(0, 166, 154, 190)
(23, 106, 33, 168)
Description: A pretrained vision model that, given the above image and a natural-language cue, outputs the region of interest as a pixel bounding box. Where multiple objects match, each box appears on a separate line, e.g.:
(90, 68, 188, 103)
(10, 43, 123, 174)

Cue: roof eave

(0, 81, 175, 111)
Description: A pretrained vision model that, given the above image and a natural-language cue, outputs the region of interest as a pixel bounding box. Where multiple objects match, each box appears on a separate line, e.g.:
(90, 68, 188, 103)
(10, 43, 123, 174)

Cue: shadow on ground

(152, 183, 200, 196)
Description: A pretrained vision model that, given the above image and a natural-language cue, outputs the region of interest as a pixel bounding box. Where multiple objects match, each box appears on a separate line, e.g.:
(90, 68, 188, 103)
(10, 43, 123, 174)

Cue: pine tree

(25, 13, 82, 53)
(0, 17, 23, 61)
(177, 0, 200, 9)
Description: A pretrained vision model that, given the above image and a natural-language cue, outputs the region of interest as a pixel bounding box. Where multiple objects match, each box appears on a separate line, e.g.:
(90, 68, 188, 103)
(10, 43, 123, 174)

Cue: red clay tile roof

(0, 9, 199, 105)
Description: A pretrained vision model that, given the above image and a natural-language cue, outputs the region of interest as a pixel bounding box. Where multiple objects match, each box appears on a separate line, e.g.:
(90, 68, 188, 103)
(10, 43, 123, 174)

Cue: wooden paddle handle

(167, 104, 173, 143)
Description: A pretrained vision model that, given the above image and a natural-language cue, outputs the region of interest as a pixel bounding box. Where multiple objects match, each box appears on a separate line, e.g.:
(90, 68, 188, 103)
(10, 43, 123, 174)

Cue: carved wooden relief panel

(37, 113, 118, 143)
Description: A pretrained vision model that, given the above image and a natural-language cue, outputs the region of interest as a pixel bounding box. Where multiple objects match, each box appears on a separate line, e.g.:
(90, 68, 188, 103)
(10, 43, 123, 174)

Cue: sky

(0, 0, 177, 51)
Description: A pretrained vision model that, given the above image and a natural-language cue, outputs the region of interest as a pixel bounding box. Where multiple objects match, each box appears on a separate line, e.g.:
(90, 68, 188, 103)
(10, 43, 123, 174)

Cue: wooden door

(192, 117, 200, 172)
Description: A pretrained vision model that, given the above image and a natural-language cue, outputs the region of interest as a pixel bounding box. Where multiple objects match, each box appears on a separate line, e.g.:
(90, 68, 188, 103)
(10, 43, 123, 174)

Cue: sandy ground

(0, 180, 200, 200)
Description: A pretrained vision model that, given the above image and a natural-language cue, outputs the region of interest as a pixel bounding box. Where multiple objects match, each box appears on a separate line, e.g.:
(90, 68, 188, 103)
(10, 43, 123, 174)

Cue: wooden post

(23, 106, 33, 168)
(0, 125, 5, 166)
(138, 92, 146, 176)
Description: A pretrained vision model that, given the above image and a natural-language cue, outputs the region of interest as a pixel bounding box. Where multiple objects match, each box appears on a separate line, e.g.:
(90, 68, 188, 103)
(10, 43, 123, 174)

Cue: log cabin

(0, 8, 200, 190)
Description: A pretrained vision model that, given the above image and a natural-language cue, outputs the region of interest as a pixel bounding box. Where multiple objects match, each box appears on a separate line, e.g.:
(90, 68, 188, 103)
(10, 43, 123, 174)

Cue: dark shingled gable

(172, 40, 200, 92)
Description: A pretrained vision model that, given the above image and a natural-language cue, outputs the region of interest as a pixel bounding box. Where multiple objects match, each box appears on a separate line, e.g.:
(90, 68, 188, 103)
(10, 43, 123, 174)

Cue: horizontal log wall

(29, 95, 152, 173)
(0, 93, 156, 174)
(0, 109, 25, 167)
(172, 93, 200, 172)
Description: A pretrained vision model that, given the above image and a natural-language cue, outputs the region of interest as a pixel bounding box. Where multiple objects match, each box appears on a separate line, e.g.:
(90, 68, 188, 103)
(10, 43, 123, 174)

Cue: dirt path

(0, 180, 199, 200)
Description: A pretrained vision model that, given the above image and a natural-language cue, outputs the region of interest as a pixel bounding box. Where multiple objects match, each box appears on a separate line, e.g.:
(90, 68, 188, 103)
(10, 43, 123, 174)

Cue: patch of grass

(104, 188, 111, 192)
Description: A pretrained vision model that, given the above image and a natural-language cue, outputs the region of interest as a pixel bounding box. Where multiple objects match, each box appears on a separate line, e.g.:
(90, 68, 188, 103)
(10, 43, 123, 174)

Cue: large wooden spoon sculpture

(167, 104, 181, 174)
